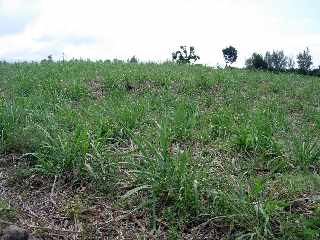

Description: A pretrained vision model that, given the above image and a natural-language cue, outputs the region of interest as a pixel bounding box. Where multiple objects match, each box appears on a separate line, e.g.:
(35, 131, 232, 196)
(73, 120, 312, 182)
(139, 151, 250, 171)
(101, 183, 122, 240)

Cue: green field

(1, 61, 320, 239)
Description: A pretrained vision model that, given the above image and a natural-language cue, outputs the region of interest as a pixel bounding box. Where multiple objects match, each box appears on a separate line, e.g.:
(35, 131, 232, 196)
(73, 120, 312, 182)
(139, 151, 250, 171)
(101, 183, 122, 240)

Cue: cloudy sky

(0, 0, 320, 67)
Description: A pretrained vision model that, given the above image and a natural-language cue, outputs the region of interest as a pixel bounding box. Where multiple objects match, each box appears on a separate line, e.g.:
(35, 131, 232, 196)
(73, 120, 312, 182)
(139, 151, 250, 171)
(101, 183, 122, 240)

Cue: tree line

(171, 45, 320, 77)
(244, 47, 319, 76)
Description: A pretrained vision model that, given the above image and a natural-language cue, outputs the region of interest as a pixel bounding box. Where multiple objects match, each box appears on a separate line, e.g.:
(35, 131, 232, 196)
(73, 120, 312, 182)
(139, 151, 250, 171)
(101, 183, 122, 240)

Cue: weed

(292, 136, 320, 170)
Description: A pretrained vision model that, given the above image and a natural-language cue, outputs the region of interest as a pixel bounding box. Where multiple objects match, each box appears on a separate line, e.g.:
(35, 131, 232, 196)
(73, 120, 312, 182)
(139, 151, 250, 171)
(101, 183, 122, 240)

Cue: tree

(222, 46, 238, 67)
(128, 55, 138, 63)
(265, 50, 288, 71)
(172, 46, 200, 64)
(40, 54, 53, 64)
(297, 47, 313, 72)
(245, 53, 268, 70)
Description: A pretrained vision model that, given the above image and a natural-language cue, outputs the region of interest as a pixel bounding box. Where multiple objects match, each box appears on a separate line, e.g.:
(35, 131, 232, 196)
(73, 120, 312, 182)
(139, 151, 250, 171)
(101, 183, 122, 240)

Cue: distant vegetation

(245, 47, 320, 77)
(172, 46, 200, 64)
(164, 44, 319, 77)
(21, 44, 319, 78)
(245, 53, 268, 70)
(128, 55, 139, 63)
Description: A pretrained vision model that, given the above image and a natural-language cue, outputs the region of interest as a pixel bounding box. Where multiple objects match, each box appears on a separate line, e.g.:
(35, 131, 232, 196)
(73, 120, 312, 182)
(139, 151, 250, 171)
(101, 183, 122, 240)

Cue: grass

(0, 199, 16, 222)
(1, 60, 320, 239)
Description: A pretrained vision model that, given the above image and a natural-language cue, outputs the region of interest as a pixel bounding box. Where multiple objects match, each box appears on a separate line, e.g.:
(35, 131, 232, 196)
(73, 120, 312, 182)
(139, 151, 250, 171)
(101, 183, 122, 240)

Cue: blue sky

(0, 0, 319, 67)
(278, 0, 320, 33)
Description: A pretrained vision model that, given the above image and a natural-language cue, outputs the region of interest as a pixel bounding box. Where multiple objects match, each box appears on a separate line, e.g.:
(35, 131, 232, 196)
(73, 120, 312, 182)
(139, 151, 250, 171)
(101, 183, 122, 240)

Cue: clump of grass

(0, 101, 31, 153)
(35, 123, 93, 175)
(279, 210, 320, 240)
(35, 123, 117, 184)
(114, 100, 145, 132)
(207, 107, 234, 139)
(0, 199, 16, 222)
(233, 109, 282, 158)
(171, 101, 199, 141)
(292, 136, 320, 170)
(123, 122, 207, 227)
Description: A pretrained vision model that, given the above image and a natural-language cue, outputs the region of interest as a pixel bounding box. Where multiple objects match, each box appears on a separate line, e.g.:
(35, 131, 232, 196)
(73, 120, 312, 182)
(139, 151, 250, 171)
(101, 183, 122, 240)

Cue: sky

(0, 0, 320, 67)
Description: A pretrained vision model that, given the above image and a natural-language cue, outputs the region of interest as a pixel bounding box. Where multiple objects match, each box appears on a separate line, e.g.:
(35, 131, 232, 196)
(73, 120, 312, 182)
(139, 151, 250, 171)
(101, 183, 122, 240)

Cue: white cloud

(0, 0, 319, 67)
(0, 0, 40, 35)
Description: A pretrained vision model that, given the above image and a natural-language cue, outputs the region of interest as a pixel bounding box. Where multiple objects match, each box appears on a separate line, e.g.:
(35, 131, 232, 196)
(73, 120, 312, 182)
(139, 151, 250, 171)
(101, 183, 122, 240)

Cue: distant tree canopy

(128, 55, 138, 63)
(265, 50, 288, 71)
(40, 55, 53, 64)
(243, 47, 319, 77)
(245, 50, 300, 72)
(297, 48, 313, 72)
(222, 46, 238, 66)
(245, 53, 268, 70)
(172, 46, 200, 64)
(113, 58, 125, 63)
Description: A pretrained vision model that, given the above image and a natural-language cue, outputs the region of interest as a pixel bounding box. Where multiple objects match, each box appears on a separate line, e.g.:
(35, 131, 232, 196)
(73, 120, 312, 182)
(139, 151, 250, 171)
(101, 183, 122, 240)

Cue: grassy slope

(0, 61, 320, 239)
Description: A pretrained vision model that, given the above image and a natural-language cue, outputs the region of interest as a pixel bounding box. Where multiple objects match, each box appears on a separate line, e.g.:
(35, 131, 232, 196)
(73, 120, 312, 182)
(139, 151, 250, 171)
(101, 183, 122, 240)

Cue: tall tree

(265, 50, 288, 71)
(297, 48, 313, 72)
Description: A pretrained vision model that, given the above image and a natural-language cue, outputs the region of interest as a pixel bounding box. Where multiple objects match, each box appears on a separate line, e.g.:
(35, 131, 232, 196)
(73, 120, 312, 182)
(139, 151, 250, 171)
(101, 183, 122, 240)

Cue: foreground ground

(0, 61, 320, 239)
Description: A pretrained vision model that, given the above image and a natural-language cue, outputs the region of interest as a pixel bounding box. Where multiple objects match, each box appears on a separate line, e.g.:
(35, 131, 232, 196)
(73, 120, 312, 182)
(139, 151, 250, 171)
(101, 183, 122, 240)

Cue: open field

(0, 61, 320, 239)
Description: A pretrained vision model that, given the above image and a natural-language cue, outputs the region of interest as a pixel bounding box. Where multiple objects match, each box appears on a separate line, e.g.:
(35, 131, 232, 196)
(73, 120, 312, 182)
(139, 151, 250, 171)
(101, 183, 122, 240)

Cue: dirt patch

(88, 76, 105, 99)
(125, 80, 162, 95)
(184, 220, 231, 240)
(284, 193, 320, 214)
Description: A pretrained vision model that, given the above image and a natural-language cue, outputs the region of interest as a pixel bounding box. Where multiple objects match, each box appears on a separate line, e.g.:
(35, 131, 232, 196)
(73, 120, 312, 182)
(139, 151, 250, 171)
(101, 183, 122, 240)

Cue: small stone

(1, 225, 29, 240)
